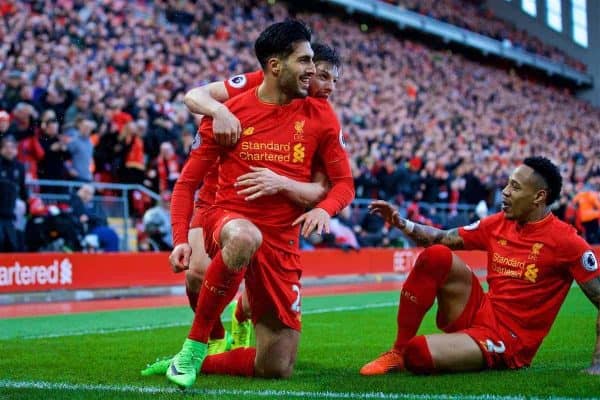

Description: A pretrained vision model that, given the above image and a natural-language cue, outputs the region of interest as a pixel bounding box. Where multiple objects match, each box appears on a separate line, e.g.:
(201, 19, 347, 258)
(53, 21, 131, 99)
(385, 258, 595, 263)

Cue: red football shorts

(437, 273, 524, 369)
(201, 207, 303, 331)
(245, 238, 302, 332)
(189, 205, 209, 230)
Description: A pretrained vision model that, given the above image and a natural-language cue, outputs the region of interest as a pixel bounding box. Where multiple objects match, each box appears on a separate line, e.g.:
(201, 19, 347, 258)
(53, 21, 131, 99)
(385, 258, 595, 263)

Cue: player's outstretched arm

(235, 168, 328, 207)
(578, 277, 600, 375)
(369, 200, 465, 250)
(183, 82, 241, 146)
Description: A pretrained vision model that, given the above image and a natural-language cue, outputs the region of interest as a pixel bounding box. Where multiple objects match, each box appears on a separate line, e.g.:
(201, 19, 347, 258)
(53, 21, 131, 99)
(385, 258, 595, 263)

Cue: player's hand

(292, 208, 331, 237)
(169, 243, 191, 273)
(368, 200, 402, 227)
(235, 167, 287, 200)
(213, 104, 241, 146)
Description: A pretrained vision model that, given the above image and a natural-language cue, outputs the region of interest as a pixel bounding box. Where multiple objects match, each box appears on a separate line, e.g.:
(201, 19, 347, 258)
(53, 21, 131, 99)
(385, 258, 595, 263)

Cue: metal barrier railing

(24, 179, 478, 251)
(26, 179, 161, 251)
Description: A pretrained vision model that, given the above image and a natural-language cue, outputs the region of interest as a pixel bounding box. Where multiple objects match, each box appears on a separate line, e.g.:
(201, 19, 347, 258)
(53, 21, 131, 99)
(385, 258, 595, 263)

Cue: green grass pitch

(0, 289, 598, 400)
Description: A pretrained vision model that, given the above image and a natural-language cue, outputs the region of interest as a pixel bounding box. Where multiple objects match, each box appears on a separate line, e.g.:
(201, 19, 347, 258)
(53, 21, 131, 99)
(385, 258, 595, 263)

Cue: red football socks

(234, 295, 249, 323)
(201, 347, 256, 376)
(186, 281, 225, 340)
(188, 252, 245, 343)
(393, 245, 453, 351)
(404, 335, 435, 374)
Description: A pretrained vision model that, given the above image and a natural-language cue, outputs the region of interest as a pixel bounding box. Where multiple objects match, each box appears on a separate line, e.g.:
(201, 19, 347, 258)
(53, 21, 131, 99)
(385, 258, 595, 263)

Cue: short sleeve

(458, 213, 501, 251)
(562, 235, 600, 283)
(224, 70, 264, 98)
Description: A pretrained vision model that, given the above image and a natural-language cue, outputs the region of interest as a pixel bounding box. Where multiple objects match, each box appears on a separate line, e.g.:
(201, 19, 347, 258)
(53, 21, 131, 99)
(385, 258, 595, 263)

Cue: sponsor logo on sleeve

(338, 129, 346, 148)
(228, 74, 247, 89)
(463, 220, 480, 231)
(191, 131, 202, 150)
(581, 251, 598, 272)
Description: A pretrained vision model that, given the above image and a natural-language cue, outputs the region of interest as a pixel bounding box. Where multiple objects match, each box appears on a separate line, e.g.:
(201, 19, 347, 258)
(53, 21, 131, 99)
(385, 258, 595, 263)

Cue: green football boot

(166, 339, 207, 388)
(207, 330, 233, 355)
(140, 356, 173, 376)
(231, 303, 253, 349)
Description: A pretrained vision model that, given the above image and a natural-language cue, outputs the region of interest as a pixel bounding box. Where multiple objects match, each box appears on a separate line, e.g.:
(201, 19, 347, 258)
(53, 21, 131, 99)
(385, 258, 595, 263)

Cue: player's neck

(517, 207, 551, 226)
(257, 81, 294, 105)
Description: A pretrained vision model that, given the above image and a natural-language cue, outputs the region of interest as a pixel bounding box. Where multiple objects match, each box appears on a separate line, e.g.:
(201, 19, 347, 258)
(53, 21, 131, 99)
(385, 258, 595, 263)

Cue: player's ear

(534, 188, 548, 206)
(267, 57, 281, 75)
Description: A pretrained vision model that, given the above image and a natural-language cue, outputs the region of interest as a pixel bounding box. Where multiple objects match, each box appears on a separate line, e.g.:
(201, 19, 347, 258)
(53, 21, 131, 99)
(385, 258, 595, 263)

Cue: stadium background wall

(1, 247, 599, 294)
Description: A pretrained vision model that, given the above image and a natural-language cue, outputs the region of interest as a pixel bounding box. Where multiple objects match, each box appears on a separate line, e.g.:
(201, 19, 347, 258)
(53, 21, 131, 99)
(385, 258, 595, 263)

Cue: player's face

(279, 41, 315, 98)
(308, 61, 339, 99)
(501, 165, 545, 221)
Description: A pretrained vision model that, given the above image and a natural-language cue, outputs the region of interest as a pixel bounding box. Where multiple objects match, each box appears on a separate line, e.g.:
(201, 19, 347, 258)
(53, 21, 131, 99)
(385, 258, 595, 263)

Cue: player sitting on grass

(360, 157, 600, 376)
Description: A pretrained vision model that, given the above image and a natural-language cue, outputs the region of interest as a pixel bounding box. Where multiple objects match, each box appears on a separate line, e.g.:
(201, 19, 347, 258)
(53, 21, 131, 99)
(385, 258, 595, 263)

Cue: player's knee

(185, 269, 204, 292)
(222, 225, 262, 269)
(404, 336, 436, 374)
(412, 245, 453, 282)
(188, 253, 209, 278)
(255, 358, 294, 379)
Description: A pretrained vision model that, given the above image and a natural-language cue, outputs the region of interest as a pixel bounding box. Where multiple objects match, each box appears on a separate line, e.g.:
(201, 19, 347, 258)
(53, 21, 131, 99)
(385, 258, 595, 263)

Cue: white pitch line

(0, 379, 592, 400)
(10, 302, 397, 340)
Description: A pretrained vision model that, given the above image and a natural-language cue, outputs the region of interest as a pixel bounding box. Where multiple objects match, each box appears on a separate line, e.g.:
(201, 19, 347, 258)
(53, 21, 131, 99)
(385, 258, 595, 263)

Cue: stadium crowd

(382, 0, 587, 71)
(0, 0, 599, 252)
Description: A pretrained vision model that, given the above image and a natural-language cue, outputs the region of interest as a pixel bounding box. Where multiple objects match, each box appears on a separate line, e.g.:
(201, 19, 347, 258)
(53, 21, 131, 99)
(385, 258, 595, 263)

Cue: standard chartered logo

(0, 258, 73, 286)
(292, 143, 305, 163)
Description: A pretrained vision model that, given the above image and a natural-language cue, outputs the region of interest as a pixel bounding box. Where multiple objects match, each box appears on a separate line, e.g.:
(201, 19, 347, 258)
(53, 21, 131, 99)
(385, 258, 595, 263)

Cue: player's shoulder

(550, 215, 585, 243)
(223, 87, 257, 110)
(225, 70, 263, 94)
(458, 212, 502, 235)
(305, 97, 333, 112)
(304, 97, 338, 127)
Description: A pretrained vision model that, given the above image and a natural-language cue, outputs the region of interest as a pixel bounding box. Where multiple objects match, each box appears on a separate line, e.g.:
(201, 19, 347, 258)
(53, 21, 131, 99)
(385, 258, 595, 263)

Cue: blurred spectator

(6, 102, 37, 141)
(0, 111, 10, 136)
(329, 207, 360, 250)
(145, 141, 181, 193)
(572, 186, 600, 244)
(37, 110, 68, 190)
(141, 190, 173, 251)
(64, 92, 92, 129)
(69, 184, 120, 252)
(64, 117, 95, 182)
(0, 135, 26, 252)
(25, 197, 83, 252)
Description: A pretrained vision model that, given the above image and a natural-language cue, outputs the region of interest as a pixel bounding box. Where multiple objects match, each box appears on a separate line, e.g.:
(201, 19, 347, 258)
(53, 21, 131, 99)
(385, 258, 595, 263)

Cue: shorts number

(291, 284, 301, 313)
(485, 339, 506, 354)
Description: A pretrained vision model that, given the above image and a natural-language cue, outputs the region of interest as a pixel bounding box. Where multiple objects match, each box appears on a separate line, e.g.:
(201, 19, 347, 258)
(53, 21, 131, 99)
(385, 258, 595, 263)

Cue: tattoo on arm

(580, 277, 600, 309)
(408, 226, 465, 250)
(579, 277, 600, 365)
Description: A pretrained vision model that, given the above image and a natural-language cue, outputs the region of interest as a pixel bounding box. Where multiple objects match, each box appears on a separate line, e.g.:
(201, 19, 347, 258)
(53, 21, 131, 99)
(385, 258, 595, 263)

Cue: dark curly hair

(312, 42, 341, 69)
(254, 20, 312, 69)
(523, 156, 562, 205)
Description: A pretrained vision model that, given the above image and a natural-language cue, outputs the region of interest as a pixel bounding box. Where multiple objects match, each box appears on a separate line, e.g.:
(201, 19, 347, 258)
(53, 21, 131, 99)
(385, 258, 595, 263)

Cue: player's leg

(253, 311, 299, 378)
(361, 245, 473, 375)
(167, 217, 262, 388)
(186, 227, 210, 310)
(403, 333, 484, 374)
(231, 289, 253, 348)
(197, 311, 299, 379)
(187, 226, 231, 350)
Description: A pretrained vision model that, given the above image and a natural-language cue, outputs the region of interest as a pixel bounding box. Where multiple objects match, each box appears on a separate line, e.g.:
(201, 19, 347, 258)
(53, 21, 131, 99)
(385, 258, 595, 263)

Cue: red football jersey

(172, 89, 354, 252)
(459, 212, 600, 364)
(194, 71, 265, 208)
